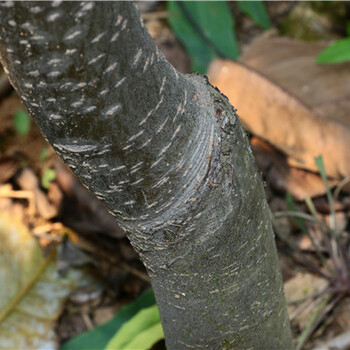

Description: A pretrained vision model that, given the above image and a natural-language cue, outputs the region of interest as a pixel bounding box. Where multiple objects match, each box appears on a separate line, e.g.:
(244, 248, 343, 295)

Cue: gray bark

(0, 1, 293, 349)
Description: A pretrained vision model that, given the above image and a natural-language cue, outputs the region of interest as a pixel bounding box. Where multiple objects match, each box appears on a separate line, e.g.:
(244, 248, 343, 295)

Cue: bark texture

(0, 2, 293, 349)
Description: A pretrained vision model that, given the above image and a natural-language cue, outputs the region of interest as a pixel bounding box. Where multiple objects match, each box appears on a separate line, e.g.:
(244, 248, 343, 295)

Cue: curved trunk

(0, 2, 292, 348)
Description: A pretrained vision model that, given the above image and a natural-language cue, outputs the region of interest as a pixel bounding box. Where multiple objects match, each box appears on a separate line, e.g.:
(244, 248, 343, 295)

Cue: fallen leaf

(207, 35, 350, 179)
(0, 213, 95, 349)
(251, 137, 337, 200)
(284, 272, 328, 330)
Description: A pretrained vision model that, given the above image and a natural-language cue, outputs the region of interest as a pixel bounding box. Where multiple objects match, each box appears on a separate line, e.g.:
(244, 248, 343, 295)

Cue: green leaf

(167, 1, 239, 73)
(13, 109, 30, 136)
(106, 304, 163, 350)
(61, 289, 156, 350)
(122, 323, 163, 349)
(39, 147, 50, 162)
(316, 37, 350, 64)
(237, 1, 271, 30)
(41, 168, 56, 189)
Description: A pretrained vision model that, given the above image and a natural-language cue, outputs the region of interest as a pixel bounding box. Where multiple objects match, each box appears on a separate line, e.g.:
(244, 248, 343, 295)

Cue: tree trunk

(0, 2, 293, 349)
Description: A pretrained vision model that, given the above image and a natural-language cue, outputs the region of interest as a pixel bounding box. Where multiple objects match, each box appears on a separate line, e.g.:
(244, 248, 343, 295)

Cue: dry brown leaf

(0, 212, 95, 349)
(250, 137, 337, 200)
(251, 137, 338, 200)
(207, 35, 350, 179)
(284, 272, 328, 330)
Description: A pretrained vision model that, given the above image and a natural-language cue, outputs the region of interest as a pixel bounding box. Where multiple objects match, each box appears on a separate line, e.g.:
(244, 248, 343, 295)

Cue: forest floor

(1, 2, 350, 349)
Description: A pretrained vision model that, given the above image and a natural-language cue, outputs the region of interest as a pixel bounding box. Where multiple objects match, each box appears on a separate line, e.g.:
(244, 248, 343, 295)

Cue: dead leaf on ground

(284, 272, 328, 330)
(311, 299, 350, 349)
(0, 212, 96, 349)
(207, 35, 350, 180)
(251, 137, 337, 200)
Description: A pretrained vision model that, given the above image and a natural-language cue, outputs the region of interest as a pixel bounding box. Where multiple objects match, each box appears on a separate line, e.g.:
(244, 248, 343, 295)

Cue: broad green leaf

(119, 323, 163, 350)
(13, 109, 30, 136)
(106, 304, 163, 350)
(316, 37, 350, 64)
(42, 167, 56, 189)
(167, 1, 239, 73)
(0, 213, 93, 349)
(237, 1, 271, 29)
(61, 289, 156, 350)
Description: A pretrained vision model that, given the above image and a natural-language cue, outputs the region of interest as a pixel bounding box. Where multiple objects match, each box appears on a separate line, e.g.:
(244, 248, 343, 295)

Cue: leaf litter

(208, 34, 350, 194)
(1, 3, 350, 349)
(0, 212, 97, 349)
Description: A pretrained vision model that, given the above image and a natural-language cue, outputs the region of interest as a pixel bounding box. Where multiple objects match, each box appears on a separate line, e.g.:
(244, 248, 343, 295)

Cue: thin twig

(274, 211, 329, 229)
(272, 214, 331, 281)
(81, 312, 94, 330)
(287, 287, 336, 306)
(296, 293, 344, 350)
(334, 176, 350, 201)
(304, 197, 334, 274)
(0, 189, 33, 199)
(0, 188, 35, 216)
(120, 262, 150, 283)
(32, 222, 65, 235)
(295, 294, 333, 350)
